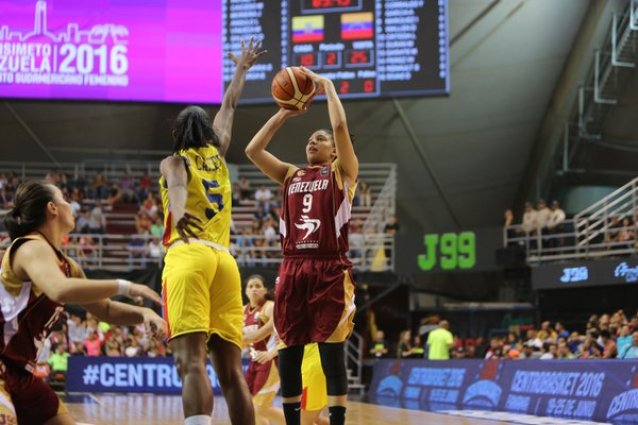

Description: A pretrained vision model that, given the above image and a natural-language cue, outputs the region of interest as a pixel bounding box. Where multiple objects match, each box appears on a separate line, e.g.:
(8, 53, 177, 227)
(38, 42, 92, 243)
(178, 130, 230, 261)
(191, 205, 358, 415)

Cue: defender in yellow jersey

(160, 38, 265, 425)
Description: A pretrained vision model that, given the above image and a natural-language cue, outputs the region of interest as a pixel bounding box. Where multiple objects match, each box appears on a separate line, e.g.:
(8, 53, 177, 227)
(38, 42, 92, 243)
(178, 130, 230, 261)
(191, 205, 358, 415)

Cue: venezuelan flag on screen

(292, 15, 324, 43)
(341, 12, 374, 40)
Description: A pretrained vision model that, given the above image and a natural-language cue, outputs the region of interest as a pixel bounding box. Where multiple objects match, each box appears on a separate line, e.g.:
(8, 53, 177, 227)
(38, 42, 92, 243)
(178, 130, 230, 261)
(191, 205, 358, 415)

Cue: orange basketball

(271, 67, 317, 110)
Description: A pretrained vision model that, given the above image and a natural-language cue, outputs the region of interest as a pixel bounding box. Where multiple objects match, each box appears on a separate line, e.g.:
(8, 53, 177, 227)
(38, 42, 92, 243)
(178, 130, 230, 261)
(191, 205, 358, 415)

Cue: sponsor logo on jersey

(294, 215, 321, 240)
(320, 166, 329, 176)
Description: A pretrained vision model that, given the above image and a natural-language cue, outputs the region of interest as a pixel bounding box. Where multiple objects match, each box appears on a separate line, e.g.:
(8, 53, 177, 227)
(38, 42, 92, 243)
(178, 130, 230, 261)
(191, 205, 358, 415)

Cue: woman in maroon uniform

(242, 275, 284, 425)
(245, 67, 358, 425)
(0, 180, 166, 424)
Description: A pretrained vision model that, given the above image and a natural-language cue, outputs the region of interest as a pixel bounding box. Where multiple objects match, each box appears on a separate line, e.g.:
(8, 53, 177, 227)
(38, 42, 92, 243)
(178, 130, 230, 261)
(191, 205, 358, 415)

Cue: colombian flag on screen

(341, 12, 374, 40)
(292, 15, 324, 43)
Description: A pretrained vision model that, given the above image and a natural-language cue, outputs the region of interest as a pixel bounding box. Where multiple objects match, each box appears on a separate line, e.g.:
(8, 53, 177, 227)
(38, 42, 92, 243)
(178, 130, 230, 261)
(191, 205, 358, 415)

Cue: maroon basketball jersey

(243, 301, 276, 352)
(0, 235, 74, 373)
(280, 163, 353, 257)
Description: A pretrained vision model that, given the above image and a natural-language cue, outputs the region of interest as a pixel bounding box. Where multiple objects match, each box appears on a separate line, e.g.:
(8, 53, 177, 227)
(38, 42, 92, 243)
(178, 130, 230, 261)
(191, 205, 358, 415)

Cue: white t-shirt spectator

(522, 210, 537, 233)
(548, 208, 566, 229)
(255, 187, 273, 203)
(536, 207, 551, 229)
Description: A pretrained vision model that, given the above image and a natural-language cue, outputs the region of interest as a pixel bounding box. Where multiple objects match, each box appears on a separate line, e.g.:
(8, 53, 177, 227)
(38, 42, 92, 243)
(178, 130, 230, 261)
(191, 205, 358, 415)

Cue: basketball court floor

(65, 394, 613, 425)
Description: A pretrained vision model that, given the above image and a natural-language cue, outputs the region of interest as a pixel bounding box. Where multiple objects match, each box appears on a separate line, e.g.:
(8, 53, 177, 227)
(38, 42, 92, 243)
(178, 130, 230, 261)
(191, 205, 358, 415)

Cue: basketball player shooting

(245, 66, 358, 425)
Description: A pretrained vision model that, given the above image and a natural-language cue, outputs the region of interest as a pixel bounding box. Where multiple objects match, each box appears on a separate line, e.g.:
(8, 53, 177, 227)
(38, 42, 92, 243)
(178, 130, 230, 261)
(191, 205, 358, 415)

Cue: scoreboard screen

(225, 0, 450, 102)
(0, 0, 448, 103)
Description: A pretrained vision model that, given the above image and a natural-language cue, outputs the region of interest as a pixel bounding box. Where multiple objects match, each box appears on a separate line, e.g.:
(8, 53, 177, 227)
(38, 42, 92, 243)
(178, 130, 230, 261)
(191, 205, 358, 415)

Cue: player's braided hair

(172, 106, 220, 152)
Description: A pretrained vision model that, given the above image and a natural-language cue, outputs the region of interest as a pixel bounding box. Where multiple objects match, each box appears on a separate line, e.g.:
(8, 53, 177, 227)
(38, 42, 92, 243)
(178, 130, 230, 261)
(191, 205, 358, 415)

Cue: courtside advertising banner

(0, 0, 222, 102)
(369, 359, 638, 424)
(67, 357, 249, 394)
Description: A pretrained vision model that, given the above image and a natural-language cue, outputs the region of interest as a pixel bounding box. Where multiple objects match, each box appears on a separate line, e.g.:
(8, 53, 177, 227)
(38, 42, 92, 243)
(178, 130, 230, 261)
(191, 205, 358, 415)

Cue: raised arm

(13, 240, 161, 305)
(300, 67, 358, 184)
(245, 109, 301, 185)
(213, 37, 266, 157)
(160, 155, 203, 242)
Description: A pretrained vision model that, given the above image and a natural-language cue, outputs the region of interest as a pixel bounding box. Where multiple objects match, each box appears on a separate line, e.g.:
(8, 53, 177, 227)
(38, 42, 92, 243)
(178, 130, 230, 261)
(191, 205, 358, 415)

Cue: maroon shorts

(245, 359, 273, 396)
(274, 256, 355, 347)
(2, 365, 64, 424)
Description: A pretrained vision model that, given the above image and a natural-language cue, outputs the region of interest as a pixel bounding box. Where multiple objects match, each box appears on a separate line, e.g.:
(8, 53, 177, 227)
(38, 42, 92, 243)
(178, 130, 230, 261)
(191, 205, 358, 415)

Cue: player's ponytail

(3, 180, 56, 240)
(172, 106, 220, 152)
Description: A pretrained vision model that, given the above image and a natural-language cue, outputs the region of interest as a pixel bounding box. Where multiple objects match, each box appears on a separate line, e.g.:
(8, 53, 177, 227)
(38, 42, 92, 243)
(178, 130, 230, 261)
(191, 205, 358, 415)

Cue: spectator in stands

(503, 209, 515, 242)
(577, 332, 602, 359)
(555, 322, 569, 339)
(357, 180, 371, 207)
(484, 337, 504, 359)
(556, 341, 575, 359)
(616, 217, 635, 246)
(104, 339, 122, 356)
(75, 209, 90, 233)
(262, 216, 278, 247)
(150, 216, 164, 238)
(84, 330, 102, 356)
(135, 211, 152, 234)
(601, 329, 618, 358)
(232, 182, 242, 206)
(48, 344, 70, 373)
(536, 200, 551, 230)
(254, 203, 267, 222)
(0, 188, 11, 208)
(418, 315, 440, 342)
(537, 321, 557, 341)
(427, 320, 453, 360)
(92, 173, 108, 199)
(128, 236, 148, 268)
(539, 342, 557, 360)
(107, 186, 123, 208)
(567, 331, 583, 353)
(238, 176, 251, 202)
(409, 335, 425, 358)
(124, 336, 142, 357)
(137, 174, 152, 202)
(383, 215, 399, 260)
(67, 313, 87, 353)
(349, 220, 364, 263)
(547, 201, 566, 243)
(369, 330, 388, 358)
(148, 237, 164, 263)
(619, 331, 638, 359)
(397, 330, 413, 358)
(235, 227, 255, 267)
(88, 205, 106, 234)
(254, 184, 273, 213)
(617, 325, 633, 356)
(79, 235, 97, 258)
(142, 193, 159, 218)
(521, 202, 537, 235)
(69, 190, 82, 218)
(119, 173, 136, 203)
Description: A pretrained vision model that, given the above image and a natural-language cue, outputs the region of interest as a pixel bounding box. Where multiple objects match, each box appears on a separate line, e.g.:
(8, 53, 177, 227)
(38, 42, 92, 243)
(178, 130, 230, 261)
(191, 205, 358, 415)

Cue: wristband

(116, 279, 132, 297)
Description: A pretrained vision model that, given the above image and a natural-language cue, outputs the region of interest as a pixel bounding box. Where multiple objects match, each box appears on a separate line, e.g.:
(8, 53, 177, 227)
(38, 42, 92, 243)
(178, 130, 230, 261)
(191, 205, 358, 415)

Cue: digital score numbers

(223, 0, 449, 103)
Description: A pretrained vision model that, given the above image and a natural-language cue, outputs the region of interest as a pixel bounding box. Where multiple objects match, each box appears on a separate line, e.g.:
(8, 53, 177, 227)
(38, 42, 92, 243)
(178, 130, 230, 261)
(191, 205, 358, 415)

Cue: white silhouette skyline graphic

(0, 0, 129, 45)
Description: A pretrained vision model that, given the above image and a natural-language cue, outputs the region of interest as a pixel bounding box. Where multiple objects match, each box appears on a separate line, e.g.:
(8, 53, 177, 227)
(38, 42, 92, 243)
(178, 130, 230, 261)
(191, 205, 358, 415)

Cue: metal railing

(574, 177, 638, 246)
(504, 219, 637, 262)
(0, 232, 395, 272)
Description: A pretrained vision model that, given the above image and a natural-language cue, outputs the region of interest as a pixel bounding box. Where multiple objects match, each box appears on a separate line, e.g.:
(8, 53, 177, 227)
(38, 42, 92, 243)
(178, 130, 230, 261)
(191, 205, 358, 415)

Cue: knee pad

(278, 345, 304, 398)
(318, 342, 348, 395)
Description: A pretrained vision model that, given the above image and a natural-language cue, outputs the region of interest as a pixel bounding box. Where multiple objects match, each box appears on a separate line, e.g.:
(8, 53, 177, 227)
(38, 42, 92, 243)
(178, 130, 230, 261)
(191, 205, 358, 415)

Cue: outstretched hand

(298, 66, 330, 94)
(228, 36, 267, 70)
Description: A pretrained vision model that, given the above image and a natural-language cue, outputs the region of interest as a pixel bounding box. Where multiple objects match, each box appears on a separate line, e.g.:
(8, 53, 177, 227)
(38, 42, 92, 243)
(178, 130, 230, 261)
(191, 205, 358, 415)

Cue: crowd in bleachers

(370, 309, 638, 361)
(0, 167, 395, 270)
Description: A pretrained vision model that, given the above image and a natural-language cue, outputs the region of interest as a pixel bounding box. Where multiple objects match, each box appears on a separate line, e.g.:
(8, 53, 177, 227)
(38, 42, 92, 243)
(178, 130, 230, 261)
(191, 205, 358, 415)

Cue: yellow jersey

(160, 145, 232, 248)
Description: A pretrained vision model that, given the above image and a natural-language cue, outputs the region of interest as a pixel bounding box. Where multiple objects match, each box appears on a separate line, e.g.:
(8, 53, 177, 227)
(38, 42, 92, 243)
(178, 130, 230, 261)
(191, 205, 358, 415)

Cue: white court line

(440, 410, 612, 425)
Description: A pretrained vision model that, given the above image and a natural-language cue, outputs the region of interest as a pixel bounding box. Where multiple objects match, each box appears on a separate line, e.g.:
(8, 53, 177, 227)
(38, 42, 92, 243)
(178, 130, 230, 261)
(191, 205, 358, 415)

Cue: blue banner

(369, 359, 638, 424)
(67, 357, 249, 395)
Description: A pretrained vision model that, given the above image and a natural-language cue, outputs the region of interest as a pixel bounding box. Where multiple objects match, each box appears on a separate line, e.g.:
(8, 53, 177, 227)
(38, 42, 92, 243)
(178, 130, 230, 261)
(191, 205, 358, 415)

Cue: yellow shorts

(301, 343, 327, 412)
(162, 243, 243, 348)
